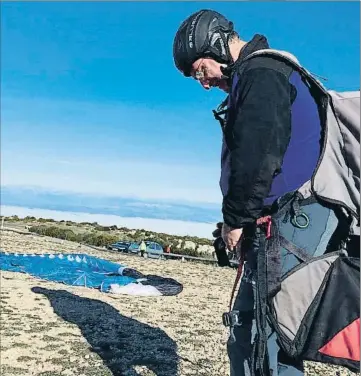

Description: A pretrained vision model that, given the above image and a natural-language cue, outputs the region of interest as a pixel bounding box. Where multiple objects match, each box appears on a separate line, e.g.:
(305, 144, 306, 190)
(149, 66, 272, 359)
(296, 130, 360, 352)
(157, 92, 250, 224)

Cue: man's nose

(200, 80, 211, 90)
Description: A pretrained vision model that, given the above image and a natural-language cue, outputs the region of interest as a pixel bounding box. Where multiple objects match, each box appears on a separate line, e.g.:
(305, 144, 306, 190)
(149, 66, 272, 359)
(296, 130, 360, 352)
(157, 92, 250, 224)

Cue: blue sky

(1, 1, 360, 225)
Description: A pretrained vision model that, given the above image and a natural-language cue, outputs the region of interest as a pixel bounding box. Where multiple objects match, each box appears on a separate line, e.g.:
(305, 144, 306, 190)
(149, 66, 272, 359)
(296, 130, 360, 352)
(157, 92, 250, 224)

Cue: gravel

(0, 230, 358, 376)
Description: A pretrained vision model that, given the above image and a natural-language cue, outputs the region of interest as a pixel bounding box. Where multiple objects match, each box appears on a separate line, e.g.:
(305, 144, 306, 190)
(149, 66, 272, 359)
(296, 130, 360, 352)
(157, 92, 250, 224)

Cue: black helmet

(173, 9, 235, 77)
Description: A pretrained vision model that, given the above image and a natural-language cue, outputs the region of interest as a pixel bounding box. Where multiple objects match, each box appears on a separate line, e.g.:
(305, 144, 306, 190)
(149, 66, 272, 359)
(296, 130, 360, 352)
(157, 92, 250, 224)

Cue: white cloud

(1, 152, 222, 204)
(1, 205, 216, 239)
(1, 95, 224, 204)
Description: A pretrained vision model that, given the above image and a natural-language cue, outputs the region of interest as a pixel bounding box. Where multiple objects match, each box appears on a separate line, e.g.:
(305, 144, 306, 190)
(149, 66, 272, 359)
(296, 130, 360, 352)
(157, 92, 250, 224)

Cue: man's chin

(208, 80, 229, 92)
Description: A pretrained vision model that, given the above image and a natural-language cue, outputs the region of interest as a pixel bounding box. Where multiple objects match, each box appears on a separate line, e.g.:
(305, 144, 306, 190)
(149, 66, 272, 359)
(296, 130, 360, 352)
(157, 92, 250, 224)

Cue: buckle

(222, 310, 240, 327)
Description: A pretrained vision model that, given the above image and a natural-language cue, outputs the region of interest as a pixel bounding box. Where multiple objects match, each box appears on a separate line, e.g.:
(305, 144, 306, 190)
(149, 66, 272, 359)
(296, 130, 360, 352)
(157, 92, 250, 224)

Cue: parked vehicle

(128, 242, 141, 254)
(127, 241, 164, 259)
(145, 241, 164, 259)
(107, 241, 131, 252)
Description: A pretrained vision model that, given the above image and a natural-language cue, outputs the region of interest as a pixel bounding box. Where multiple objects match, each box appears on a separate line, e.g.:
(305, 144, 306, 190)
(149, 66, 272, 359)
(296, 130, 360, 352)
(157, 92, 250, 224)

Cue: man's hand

(212, 222, 223, 238)
(222, 223, 243, 251)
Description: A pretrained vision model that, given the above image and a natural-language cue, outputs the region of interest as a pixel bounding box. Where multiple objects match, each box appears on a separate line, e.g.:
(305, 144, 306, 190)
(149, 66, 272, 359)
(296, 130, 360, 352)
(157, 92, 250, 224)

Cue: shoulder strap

(243, 48, 329, 96)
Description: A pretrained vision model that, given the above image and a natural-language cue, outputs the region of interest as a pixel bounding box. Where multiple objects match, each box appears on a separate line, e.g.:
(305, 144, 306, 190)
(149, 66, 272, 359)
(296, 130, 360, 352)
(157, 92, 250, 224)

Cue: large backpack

(245, 49, 360, 233)
(230, 50, 360, 375)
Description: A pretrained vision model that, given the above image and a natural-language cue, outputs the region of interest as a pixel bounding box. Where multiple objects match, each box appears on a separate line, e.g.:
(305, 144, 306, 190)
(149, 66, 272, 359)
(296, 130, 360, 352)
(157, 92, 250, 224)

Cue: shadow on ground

(32, 287, 179, 376)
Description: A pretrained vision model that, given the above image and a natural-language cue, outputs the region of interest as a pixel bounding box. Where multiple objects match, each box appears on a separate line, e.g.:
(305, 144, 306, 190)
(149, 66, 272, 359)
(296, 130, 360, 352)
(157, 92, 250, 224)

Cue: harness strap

(266, 222, 282, 297)
(255, 229, 271, 376)
(253, 213, 314, 376)
(228, 213, 312, 375)
(228, 245, 246, 312)
(227, 212, 312, 310)
(228, 216, 272, 312)
(279, 236, 312, 262)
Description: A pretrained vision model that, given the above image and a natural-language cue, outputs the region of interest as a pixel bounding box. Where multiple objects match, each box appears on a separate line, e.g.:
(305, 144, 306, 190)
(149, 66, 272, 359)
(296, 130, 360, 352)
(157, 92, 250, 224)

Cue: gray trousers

(227, 261, 304, 376)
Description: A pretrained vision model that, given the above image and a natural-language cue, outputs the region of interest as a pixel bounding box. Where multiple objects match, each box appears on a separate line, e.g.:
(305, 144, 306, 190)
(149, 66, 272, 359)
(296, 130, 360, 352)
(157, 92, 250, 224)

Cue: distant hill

(1, 215, 215, 257)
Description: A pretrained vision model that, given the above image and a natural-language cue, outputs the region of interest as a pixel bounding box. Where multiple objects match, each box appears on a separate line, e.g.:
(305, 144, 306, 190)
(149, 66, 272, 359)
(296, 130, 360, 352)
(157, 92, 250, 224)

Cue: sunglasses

(192, 59, 207, 81)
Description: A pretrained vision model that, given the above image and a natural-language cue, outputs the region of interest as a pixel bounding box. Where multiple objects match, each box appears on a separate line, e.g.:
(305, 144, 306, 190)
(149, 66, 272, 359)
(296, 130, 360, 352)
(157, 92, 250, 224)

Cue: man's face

(190, 57, 229, 92)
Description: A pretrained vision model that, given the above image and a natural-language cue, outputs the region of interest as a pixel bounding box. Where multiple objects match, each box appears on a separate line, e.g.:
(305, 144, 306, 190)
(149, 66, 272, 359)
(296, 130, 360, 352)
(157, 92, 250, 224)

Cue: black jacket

(221, 34, 296, 228)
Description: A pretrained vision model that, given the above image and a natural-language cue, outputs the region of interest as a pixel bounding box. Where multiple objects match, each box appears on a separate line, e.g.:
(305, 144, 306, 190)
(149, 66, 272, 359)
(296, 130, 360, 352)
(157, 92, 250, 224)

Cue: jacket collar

(221, 34, 270, 78)
(235, 34, 270, 65)
(213, 34, 270, 127)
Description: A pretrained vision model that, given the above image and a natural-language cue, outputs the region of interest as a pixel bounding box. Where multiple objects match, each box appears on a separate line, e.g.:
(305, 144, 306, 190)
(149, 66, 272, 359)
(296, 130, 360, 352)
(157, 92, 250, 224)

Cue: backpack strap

(242, 48, 329, 97)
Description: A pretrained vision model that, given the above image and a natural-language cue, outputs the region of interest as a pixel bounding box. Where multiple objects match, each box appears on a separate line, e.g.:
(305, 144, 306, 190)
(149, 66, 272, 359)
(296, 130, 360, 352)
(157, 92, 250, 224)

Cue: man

(139, 240, 147, 257)
(173, 9, 322, 251)
(172, 9, 328, 376)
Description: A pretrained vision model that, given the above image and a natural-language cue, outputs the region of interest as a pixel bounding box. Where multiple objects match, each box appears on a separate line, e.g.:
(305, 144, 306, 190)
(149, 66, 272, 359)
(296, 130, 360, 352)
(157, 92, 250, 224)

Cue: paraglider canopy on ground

(0, 251, 183, 296)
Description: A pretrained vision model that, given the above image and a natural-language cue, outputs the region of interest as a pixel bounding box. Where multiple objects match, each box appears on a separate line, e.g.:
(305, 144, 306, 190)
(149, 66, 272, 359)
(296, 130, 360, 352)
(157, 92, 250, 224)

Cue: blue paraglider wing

(0, 251, 183, 296)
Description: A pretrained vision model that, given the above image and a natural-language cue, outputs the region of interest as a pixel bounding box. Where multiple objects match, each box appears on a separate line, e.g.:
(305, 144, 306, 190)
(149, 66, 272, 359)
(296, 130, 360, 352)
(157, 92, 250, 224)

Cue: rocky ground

(0, 229, 358, 376)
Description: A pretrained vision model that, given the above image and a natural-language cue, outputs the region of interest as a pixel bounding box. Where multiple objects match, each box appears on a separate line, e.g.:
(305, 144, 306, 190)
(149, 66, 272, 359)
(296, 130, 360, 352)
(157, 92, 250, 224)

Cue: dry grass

(0, 230, 358, 376)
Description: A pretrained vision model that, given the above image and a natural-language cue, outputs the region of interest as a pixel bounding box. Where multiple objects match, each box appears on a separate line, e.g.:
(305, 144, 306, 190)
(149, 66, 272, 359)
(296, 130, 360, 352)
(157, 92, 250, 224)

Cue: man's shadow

(32, 287, 179, 376)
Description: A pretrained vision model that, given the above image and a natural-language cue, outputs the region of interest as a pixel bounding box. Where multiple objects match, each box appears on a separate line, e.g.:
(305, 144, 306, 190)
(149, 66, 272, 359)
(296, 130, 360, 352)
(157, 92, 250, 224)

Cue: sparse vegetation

(4, 216, 214, 257)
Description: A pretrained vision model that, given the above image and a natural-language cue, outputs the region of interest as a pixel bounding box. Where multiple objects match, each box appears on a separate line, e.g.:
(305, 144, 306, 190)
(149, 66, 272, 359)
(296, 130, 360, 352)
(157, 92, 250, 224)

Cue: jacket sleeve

(222, 66, 293, 228)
